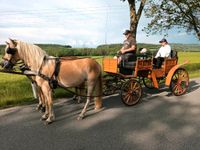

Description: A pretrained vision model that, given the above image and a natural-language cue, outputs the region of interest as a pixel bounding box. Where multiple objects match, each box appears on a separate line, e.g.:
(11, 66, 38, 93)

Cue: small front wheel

(142, 77, 154, 89)
(121, 79, 142, 106)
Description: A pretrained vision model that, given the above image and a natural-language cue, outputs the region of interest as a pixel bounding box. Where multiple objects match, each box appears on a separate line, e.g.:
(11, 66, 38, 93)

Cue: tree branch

(136, 0, 147, 21)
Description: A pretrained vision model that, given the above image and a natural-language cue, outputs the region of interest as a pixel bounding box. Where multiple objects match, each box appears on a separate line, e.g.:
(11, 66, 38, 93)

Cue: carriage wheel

(170, 68, 189, 96)
(103, 74, 124, 96)
(121, 79, 142, 106)
(142, 70, 156, 89)
(143, 77, 161, 89)
(142, 77, 154, 89)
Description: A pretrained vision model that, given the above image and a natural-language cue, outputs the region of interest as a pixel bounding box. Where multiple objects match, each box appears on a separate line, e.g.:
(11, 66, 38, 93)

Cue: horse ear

(5, 41, 10, 45)
(9, 38, 17, 47)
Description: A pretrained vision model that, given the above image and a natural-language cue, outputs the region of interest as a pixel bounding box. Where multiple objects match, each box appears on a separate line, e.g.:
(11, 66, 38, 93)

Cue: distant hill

(0, 43, 199, 56)
(97, 43, 200, 52)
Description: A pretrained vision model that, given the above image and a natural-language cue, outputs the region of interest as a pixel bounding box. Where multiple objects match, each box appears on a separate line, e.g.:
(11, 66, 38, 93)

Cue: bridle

(1, 47, 18, 70)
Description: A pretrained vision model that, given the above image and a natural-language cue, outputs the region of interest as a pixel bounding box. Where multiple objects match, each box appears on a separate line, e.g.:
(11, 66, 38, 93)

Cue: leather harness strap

(38, 57, 61, 89)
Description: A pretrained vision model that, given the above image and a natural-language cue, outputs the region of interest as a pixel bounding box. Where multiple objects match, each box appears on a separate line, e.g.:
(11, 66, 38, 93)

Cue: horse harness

(37, 56, 85, 89)
(38, 57, 61, 89)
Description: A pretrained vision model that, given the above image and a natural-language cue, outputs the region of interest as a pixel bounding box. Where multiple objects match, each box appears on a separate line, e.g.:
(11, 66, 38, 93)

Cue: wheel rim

(170, 68, 189, 96)
(121, 79, 142, 106)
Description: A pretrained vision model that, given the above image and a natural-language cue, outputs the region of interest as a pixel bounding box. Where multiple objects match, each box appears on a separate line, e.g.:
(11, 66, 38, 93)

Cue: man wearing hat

(117, 29, 136, 64)
(154, 38, 171, 68)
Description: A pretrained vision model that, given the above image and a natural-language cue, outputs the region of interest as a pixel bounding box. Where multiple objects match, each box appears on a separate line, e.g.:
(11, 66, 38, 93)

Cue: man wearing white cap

(154, 38, 171, 68)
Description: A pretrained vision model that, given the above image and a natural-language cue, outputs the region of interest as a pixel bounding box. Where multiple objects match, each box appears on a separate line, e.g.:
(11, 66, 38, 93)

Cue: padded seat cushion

(122, 61, 136, 69)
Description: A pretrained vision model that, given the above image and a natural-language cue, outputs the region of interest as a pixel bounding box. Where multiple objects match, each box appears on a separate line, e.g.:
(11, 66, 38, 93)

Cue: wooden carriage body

(102, 55, 189, 106)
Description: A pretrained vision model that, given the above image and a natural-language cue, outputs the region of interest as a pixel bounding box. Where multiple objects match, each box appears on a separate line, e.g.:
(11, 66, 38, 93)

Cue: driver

(117, 30, 136, 65)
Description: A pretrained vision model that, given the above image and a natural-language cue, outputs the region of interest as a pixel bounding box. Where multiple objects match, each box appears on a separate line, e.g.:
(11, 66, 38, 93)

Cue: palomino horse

(1, 39, 102, 124)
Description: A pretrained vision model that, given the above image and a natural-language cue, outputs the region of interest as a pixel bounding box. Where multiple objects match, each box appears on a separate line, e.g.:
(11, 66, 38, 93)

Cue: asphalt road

(0, 78, 200, 150)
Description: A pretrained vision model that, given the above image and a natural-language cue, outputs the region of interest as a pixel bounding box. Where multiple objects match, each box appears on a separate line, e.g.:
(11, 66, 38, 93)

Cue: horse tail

(94, 67, 103, 110)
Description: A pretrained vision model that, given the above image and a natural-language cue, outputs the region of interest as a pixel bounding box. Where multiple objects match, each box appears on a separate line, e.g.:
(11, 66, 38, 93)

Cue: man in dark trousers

(117, 30, 136, 64)
(154, 38, 171, 68)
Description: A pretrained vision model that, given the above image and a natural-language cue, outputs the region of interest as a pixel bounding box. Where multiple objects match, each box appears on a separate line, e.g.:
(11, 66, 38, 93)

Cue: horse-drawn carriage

(0, 39, 190, 124)
(102, 51, 189, 106)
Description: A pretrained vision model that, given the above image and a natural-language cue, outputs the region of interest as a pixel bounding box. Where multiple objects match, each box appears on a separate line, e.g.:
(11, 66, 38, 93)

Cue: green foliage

(1, 43, 200, 57)
(144, 0, 200, 40)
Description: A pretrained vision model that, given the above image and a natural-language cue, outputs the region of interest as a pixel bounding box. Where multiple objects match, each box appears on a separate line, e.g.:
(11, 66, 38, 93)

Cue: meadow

(0, 45, 200, 108)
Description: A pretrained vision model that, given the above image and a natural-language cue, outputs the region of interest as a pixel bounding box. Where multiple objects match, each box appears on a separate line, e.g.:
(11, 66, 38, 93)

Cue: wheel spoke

(121, 80, 142, 106)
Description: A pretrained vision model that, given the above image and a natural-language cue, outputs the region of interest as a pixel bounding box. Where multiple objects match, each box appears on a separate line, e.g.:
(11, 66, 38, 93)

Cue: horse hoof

(77, 115, 84, 120)
(94, 107, 101, 110)
(40, 117, 46, 121)
(44, 120, 53, 125)
(45, 118, 54, 125)
(41, 114, 48, 121)
(77, 100, 82, 104)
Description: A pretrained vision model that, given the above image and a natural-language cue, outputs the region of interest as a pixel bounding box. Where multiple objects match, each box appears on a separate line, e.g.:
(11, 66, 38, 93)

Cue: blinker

(6, 47, 16, 55)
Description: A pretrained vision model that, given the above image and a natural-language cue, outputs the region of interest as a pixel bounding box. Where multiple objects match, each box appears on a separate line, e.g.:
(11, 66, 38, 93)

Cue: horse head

(1, 39, 21, 70)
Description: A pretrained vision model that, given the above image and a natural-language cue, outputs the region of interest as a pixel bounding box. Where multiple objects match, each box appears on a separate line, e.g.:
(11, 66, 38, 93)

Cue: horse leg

(41, 82, 55, 124)
(40, 90, 46, 112)
(77, 80, 95, 120)
(34, 84, 42, 111)
(41, 98, 49, 121)
(77, 97, 91, 120)
(73, 86, 85, 104)
(94, 74, 102, 110)
(72, 87, 81, 103)
(36, 86, 46, 112)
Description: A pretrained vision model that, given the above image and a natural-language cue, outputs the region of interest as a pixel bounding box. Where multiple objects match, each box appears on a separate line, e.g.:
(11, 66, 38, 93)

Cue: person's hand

(120, 49, 126, 54)
(117, 50, 122, 55)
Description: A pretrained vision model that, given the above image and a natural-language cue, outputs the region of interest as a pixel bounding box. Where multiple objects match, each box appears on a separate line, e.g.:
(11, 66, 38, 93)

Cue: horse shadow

(53, 97, 105, 123)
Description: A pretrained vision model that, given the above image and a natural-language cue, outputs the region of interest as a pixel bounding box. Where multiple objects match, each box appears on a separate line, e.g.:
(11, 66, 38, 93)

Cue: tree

(122, 0, 147, 43)
(144, 0, 200, 40)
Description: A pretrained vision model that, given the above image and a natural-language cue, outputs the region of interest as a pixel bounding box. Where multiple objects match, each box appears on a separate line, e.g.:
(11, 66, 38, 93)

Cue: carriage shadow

(47, 78, 200, 123)
(142, 79, 200, 98)
(186, 80, 200, 93)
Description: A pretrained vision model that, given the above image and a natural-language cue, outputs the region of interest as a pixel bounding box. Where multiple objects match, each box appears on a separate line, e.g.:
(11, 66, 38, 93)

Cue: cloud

(0, 0, 199, 46)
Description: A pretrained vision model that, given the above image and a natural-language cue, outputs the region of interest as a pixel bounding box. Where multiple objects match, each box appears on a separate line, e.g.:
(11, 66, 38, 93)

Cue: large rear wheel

(170, 68, 189, 96)
(121, 79, 142, 106)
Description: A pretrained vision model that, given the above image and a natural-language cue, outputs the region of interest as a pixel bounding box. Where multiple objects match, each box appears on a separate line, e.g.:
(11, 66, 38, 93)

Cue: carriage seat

(121, 61, 136, 69)
(120, 53, 137, 69)
(118, 53, 137, 75)
(170, 50, 178, 59)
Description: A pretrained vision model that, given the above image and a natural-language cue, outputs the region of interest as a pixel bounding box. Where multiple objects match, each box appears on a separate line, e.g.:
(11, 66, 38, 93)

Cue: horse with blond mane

(1, 39, 102, 124)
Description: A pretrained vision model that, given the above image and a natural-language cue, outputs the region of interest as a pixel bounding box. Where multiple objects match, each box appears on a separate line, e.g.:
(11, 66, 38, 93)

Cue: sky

(0, 0, 199, 47)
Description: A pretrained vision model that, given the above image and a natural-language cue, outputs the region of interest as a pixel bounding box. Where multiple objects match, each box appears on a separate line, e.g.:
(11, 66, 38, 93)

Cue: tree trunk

(128, 0, 137, 44)
(128, 0, 146, 43)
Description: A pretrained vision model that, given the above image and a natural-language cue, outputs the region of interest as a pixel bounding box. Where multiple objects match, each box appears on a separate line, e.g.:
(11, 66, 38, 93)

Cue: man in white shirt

(154, 38, 171, 68)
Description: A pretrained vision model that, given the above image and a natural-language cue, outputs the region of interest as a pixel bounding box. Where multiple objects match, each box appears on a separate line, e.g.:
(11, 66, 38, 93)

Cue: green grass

(0, 73, 34, 107)
(178, 52, 200, 78)
(0, 73, 73, 108)
(0, 52, 200, 108)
